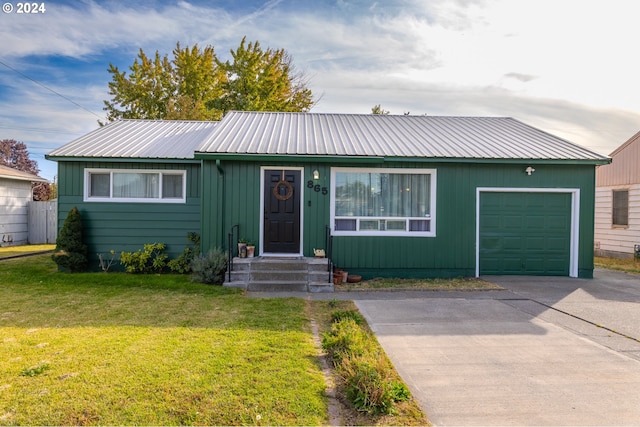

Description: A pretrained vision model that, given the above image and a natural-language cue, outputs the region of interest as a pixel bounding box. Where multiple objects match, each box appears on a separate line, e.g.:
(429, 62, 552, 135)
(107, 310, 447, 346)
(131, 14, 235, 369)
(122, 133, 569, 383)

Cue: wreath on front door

(273, 171, 294, 201)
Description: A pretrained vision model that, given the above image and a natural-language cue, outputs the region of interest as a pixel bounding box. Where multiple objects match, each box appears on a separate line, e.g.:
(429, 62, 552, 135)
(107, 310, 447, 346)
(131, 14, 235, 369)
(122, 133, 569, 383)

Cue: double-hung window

(84, 169, 186, 203)
(612, 189, 629, 227)
(331, 167, 436, 236)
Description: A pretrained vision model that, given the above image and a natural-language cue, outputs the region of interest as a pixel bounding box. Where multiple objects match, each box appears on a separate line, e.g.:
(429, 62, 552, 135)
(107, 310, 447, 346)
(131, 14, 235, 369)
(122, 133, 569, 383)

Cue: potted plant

(238, 238, 248, 258)
(246, 241, 256, 258)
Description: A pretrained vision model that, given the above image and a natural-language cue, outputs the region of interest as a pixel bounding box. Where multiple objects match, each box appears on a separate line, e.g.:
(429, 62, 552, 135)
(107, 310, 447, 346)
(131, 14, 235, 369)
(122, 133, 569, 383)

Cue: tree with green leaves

(371, 104, 390, 115)
(103, 38, 314, 123)
(210, 37, 314, 114)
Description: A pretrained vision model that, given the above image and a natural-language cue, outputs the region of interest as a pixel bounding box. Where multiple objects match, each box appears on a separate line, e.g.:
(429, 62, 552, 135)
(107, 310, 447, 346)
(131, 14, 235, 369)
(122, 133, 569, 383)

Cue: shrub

(167, 232, 201, 273)
(52, 206, 88, 272)
(190, 248, 227, 285)
(120, 243, 168, 273)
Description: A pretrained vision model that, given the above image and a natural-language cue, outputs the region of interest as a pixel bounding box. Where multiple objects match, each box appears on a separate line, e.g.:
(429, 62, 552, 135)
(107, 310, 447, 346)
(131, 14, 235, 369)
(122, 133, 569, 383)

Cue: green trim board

(46, 156, 201, 164)
(476, 188, 578, 277)
(195, 153, 385, 164)
(194, 152, 610, 166)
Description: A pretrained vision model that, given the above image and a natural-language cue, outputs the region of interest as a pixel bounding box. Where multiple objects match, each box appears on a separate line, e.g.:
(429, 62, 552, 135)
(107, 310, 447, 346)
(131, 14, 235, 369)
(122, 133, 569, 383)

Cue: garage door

(479, 192, 572, 276)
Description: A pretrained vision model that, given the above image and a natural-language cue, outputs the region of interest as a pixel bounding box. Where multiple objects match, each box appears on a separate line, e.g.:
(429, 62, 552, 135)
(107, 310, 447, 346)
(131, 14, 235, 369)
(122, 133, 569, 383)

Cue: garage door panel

(545, 259, 569, 273)
(525, 216, 545, 229)
(525, 237, 545, 251)
(524, 257, 546, 274)
(503, 236, 523, 250)
(480, 192, 571, 276)
(547, 236, 570, 251)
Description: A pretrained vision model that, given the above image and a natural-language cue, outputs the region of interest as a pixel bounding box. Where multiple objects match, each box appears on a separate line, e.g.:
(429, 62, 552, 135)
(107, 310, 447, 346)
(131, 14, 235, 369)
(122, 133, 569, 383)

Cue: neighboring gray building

(0, 164, 48, 246)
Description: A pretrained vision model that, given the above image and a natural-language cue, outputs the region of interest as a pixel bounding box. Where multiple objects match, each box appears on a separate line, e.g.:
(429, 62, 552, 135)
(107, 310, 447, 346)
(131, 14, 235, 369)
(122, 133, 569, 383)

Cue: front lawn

(0, 244, 55, 259)
(0, 255, 327, 425)
(337, 276, 502, 291)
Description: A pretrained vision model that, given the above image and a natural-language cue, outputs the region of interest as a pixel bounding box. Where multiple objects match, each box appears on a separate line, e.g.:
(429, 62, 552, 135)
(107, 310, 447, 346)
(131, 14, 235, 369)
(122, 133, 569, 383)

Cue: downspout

(216, 159, 226, 249)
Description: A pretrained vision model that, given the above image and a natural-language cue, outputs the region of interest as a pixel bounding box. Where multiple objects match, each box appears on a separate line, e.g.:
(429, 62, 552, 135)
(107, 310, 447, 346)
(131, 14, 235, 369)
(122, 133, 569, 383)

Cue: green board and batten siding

(200, 159, 597, 279)
(57, 161, 202, 267)
(201, 160, 332, 258)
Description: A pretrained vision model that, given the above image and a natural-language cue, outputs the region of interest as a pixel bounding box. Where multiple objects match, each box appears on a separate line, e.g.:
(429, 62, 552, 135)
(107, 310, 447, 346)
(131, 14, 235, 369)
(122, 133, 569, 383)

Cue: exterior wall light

(525, 166, 535, 176)
(313, 169, 320, 180)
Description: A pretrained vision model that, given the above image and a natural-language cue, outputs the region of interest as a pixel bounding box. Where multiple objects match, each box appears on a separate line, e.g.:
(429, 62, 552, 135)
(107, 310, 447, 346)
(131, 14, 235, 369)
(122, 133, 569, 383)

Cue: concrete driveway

(354, 269, 640, 426)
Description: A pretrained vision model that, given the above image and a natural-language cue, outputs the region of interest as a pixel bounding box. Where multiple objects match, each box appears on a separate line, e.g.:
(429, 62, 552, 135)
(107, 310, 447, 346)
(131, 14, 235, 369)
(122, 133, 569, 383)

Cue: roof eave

(194, 153, 385, 164)
(383, 156, 612, 165)
(0, 174, 49, 183)
(45, 155, 201, 164)
(194, 152, 610, 165)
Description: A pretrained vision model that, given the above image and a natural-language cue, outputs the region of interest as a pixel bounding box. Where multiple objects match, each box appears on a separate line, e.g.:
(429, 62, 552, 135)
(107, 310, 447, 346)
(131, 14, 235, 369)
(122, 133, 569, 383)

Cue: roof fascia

(194, 153, 610, 166)
(194, 153, 385, 164)
(382, 156, 612, 166)
(0, 174, 48, 183)
(45, 156, 201, 164)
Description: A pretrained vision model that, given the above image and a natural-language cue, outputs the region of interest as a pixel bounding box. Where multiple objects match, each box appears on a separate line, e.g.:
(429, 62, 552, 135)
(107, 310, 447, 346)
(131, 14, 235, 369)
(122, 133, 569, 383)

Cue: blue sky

(1, 0, 639, 181)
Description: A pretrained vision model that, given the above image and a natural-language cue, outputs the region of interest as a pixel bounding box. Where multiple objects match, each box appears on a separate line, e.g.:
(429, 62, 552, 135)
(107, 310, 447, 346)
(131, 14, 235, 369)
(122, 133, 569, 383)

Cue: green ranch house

(47, 111, 609, 290)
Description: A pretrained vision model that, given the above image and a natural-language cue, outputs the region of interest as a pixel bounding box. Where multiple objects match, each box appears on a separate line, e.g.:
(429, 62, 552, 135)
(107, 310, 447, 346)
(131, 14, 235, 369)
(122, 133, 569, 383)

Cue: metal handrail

(228, 224, 239, 282)
(325, 225, 333, 283)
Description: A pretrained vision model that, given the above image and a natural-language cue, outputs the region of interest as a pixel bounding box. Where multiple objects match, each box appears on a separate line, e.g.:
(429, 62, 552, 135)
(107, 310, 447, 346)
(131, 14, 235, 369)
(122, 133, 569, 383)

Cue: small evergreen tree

(52, 206, 88, 272)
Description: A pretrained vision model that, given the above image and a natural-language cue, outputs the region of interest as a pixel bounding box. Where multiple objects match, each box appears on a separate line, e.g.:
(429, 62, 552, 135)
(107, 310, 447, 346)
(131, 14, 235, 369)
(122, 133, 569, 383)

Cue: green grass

(595, 256, 640, 274)
(0, 244, 55, 259)
(311, 300, 429, 426)
(0, 255, 327, 426)
(337, 276, 502, 291)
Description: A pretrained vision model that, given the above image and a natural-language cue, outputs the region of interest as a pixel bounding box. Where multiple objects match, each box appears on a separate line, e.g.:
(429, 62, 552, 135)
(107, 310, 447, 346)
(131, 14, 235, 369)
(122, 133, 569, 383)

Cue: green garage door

(479, 192, 571, 276)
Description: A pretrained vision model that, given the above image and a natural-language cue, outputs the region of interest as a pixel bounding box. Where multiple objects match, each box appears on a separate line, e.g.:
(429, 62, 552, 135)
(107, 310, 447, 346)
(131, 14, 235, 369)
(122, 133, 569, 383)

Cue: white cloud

(1, 0, 640, 177)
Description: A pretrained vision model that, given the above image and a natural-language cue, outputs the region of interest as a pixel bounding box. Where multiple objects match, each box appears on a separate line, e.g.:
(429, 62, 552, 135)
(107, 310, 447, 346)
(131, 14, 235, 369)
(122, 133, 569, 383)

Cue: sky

(1, 0, 639, 181)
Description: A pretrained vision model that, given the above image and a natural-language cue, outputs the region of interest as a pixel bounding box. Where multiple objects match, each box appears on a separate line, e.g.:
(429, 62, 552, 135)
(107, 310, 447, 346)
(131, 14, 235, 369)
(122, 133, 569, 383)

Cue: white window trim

(330, 167, 437, 237)
(84, 168, 187, 203)
(475, 187, 580, 278)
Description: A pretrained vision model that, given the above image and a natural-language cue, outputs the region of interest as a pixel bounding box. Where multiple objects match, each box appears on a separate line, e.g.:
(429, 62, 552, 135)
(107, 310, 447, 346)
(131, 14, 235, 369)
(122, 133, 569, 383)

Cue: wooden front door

(263, 169, 301, 254)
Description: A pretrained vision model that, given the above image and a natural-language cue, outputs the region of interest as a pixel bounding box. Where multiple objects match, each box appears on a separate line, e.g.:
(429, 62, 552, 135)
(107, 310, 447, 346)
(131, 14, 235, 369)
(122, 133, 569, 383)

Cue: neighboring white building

(0, 164, 48, 246)
(595, 130, 640, 259)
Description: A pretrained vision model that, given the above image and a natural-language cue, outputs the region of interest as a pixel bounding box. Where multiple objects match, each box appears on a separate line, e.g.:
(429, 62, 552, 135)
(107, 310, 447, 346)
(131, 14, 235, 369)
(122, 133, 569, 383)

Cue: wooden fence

(28, 200, 57, 244)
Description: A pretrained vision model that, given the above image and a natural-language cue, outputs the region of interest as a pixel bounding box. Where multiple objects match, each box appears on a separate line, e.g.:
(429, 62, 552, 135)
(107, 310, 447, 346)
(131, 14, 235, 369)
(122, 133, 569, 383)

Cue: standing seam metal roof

(196, 111, 608, 161)
(47, 119, 218, 159)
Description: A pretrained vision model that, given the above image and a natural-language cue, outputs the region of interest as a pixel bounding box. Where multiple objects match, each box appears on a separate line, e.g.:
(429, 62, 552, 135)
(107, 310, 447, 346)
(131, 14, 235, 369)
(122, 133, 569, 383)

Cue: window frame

(84, 168, 187, 203)
(330, 167, 437, 237)
(612, 189, 629, 227)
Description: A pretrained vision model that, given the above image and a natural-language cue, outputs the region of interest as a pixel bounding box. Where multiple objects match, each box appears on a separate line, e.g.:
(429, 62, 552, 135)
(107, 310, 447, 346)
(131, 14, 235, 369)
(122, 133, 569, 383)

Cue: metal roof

(47, 119, 218, 160)
(0, 164, 48, 182)
(197, 111, 608, 161)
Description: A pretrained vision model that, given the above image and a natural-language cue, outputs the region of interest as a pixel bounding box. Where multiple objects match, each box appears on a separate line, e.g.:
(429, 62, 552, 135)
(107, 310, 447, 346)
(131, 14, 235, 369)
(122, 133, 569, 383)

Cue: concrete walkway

(249, 269, 640, 425)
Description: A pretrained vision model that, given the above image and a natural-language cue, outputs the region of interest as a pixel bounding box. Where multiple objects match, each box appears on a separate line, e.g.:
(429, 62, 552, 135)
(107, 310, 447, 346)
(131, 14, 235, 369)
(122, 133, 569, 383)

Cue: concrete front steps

(223, 256, 334, 292)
